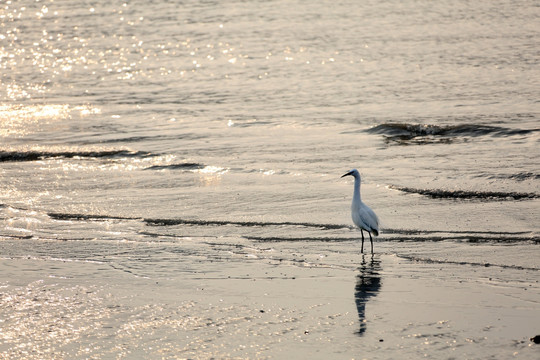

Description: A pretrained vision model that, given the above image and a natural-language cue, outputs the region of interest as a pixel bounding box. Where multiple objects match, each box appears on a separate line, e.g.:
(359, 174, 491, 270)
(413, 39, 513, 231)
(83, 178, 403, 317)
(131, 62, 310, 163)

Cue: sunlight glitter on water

(0, 104, 67, 136)
(196, 166, 228, 175)
(0, 104, 101, 137)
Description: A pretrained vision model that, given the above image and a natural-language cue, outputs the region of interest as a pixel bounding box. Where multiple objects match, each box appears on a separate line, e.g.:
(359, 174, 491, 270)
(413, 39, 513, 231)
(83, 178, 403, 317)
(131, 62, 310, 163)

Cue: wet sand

(1, 241, 538, 359)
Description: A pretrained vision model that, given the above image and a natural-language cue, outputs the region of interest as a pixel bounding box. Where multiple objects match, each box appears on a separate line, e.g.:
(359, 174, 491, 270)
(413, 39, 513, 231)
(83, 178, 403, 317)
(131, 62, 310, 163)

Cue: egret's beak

(341, 171, 353, 178)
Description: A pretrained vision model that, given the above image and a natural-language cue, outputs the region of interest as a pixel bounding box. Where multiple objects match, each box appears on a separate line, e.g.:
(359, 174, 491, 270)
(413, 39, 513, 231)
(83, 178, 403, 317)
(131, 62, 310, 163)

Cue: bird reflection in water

(355, 254, 382, 336)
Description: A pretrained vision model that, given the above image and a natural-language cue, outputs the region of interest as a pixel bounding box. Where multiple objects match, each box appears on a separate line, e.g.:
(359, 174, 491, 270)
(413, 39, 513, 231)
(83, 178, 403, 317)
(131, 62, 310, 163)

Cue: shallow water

(1, 0, 539, 358)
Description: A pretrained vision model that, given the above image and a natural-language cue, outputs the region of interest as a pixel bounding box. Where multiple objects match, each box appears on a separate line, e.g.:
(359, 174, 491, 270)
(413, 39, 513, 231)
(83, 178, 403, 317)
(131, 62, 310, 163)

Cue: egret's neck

(353, 176, 361, 203)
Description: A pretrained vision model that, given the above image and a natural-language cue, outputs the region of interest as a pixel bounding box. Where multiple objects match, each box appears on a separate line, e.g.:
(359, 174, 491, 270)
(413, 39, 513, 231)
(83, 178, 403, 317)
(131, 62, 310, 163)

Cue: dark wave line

(383, 228, 531, 235)
(96, 134, 204, 144)
(411, 235, 539, 243)
(47, 212, 348, 230)
(144, 163, 204, 171)
(138, 231, 219, 239)
(397, 254, 539, 271)
(246, 236, 352, 242)
(0, 234, 34, 240)
(47, 212, 136, 221)
(143, 218, 348, 230)
(389, 185, 538, 200)
(0, 150, 153, 162)
(507, 172, 540, 181)
(247, 235, 539, 244)
(45, 212, 536, 241)
(367, 123, 537, 138)
(98, 136, 165, 144)
(480, 172, 540, 182)
(140, 228, 536, 241)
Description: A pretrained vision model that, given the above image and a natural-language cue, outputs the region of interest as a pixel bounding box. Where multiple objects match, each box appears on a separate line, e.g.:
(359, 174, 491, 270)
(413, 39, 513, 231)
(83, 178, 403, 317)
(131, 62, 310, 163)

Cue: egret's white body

(342, 169, 379, 254)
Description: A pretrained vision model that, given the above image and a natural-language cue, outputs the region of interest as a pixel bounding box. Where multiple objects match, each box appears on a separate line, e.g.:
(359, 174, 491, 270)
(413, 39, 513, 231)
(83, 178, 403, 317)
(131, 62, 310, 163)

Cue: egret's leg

(360, 229, 365, 254)
(369, 232, 374, 254)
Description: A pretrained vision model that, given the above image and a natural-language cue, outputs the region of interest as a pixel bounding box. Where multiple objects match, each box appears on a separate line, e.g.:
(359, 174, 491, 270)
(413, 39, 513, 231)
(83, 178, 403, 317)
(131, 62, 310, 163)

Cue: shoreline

(1, 243, 539, 359)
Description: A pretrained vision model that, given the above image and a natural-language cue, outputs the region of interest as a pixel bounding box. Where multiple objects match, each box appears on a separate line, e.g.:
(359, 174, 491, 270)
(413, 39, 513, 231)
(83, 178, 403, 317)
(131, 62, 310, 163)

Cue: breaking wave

(0, 149, 153, 162)
(367, 123, 538, 144)
(389, 185, 538, 200)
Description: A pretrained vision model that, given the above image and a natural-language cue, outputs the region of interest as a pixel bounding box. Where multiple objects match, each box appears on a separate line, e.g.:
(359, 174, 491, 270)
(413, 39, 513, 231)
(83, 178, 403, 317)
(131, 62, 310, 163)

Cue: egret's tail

(372, 229, 379, 236)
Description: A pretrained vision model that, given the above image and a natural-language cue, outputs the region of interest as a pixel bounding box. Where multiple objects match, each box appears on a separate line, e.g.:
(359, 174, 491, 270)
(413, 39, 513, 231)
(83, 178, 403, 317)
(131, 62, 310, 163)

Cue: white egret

(341, 169, 380, 254)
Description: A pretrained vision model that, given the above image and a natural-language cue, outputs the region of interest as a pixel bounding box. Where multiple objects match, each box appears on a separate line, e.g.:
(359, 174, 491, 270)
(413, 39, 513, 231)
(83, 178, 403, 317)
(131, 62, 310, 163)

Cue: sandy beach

(1, 240, 538, 359)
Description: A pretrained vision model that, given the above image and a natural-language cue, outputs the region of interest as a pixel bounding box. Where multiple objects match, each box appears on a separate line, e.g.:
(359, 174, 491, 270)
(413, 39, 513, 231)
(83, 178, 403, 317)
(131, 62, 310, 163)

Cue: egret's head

(341, 169, 360, 178)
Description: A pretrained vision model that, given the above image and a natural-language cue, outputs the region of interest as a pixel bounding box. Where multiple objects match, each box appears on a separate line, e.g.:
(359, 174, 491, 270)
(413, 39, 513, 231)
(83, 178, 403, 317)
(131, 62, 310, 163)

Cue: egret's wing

(358, 203, 379, 235)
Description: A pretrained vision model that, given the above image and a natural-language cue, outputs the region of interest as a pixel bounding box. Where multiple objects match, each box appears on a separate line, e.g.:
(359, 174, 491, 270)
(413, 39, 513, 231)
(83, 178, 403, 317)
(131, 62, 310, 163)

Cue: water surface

(1, 0, 539, 358)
